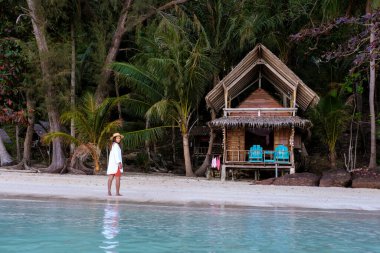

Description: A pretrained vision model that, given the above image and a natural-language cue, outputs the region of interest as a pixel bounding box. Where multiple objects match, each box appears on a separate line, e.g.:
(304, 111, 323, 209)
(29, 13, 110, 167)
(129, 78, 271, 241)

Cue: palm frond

(122, 126, 172, 148)
(97, 119, 123, 148)
(42, 132, 81, 146)
(146, 99, 172, 122)
(112, 62, 164, 101)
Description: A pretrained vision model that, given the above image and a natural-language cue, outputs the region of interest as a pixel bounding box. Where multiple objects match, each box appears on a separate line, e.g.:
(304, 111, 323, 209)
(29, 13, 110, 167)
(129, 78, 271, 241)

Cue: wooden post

(275, 163, 278, 178)
(224, 84, 228, 110)
(223, 127, 226, 163)
(283, 93, 288, 107)
(290, 126, 295, 174)
(221, 165, 226, 182)
(292, 83, 298, 115)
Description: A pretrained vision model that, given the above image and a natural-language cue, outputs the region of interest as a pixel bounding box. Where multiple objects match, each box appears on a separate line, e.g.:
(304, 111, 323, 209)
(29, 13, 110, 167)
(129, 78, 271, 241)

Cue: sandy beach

(1, 169, 380, 211)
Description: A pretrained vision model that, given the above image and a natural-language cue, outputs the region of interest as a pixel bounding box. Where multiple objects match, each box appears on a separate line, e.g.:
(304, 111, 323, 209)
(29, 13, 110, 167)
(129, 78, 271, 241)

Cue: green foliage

(135, 151, 150, 172)
(43, 93, 123, 172)
(2, 0, 377, 169)
(115, 8, 216, 133)
(309, 91, 350, 156)
(343, 72, 365, 94)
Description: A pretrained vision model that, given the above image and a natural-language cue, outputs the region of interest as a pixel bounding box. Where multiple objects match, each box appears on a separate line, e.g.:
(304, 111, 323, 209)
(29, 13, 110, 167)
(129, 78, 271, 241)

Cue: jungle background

(1, 0, 379, 178)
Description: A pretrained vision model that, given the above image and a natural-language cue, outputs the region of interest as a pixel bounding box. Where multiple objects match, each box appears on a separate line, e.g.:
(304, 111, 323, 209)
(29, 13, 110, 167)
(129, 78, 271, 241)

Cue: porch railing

(223, 108, 297, 117)
(225, 150, 249, 162)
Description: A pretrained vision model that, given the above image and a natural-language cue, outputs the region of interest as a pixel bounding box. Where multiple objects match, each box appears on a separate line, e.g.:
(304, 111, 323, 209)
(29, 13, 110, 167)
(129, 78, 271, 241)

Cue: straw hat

(110, 132, 124, 140)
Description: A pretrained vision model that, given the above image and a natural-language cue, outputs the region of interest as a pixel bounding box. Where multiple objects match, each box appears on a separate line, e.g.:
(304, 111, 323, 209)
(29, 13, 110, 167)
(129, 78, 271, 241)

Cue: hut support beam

(290, 126, 295, 174)
(292, 83, 298, 115)
(221, 165, 226, 182)
(223, 85, 228, 116)
(221, 126, 227, 182)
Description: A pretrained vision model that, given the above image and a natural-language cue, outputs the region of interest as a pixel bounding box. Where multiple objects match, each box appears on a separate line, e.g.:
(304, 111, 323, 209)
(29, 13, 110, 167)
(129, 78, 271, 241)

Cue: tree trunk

(0, 135, 13, 166)
(172, 125, 176, 162)
(23, 91, 35, 166)
(27, 0, 65, 173)
(329, 149, 337, 169)
(145, 120, 151, 159)
(182, 132, 194, 177)
(367, 0, 377, 169)
(70, 23, 76, 155)
(195, 110, 216, 176)
(15, 125, 20, 161)
(95, 0, 133, 104)
(0, 92, 36, 171)
(195, 74, 220, 176)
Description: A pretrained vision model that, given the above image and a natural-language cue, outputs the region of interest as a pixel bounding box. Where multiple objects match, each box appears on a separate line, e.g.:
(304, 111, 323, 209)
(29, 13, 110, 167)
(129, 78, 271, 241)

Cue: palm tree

(113, 9, 215, 176)
(43, 93, 123, 174)
(187, 0, 246, 176)
(309, 90, 350, 169)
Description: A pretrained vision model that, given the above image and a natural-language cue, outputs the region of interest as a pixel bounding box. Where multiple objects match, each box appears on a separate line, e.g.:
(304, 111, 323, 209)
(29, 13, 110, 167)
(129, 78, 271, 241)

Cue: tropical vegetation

(0, 0, 378, 176)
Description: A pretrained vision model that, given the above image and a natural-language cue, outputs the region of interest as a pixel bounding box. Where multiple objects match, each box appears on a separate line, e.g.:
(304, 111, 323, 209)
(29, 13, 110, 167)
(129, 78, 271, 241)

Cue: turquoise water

(1, 198, 380, 253)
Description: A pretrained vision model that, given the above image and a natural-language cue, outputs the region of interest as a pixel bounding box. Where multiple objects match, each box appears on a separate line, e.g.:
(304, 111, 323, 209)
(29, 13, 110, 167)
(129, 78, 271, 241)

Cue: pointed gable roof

(205, 44, 319, 112)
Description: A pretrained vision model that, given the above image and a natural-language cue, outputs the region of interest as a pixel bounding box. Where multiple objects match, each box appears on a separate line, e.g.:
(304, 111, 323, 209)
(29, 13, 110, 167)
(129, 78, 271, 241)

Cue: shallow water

(1, 198, 380, 253)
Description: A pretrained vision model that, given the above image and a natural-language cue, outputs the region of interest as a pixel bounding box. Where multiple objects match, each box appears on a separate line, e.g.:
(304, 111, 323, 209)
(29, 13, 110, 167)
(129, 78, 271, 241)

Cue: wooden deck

(220, 149, 294, 181)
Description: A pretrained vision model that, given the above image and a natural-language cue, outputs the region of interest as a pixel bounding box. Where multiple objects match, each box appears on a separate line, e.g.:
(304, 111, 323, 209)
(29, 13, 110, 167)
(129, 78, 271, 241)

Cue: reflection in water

(99, 201, 120, 253)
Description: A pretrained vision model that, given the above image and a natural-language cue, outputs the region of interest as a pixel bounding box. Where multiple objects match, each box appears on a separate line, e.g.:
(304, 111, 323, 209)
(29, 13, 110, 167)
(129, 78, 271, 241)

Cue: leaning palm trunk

(195, 75, 219, 176)
(0, 136, 13, 166)
(195, 110, 216, 176)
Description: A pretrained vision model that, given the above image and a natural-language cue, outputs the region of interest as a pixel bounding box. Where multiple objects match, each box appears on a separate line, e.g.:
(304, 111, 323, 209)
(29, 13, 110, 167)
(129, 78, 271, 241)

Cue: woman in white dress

(107, 133, 124, 196)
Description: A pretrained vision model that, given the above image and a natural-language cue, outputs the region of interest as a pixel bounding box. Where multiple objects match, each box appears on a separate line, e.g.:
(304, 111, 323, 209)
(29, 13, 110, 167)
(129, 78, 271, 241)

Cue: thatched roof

(205, 44, 319, 113)
(208, 116, 312, 129)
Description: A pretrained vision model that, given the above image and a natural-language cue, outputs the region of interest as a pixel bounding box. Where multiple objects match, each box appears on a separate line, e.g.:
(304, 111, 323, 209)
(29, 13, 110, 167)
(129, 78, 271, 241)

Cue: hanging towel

(211, 157, 216, 168)
(216, 156, 221, 171)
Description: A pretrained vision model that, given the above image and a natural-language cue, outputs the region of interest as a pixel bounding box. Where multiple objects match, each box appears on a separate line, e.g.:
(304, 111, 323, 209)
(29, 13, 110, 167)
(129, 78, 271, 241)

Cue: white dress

(107, 143, 123, 175)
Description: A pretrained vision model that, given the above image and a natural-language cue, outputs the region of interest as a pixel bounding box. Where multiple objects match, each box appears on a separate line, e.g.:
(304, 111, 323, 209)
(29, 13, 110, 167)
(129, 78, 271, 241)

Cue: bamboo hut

(205, 44, 319, 181)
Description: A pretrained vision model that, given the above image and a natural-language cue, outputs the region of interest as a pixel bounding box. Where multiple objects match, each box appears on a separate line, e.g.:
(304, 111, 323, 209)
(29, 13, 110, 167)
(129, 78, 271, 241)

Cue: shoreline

(1, 170, 380, 211)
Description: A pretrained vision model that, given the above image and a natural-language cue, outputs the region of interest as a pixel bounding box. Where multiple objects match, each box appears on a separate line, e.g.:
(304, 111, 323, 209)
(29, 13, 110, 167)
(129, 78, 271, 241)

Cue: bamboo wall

(274, 127, 290, 148)
(226, 128, 245, 161)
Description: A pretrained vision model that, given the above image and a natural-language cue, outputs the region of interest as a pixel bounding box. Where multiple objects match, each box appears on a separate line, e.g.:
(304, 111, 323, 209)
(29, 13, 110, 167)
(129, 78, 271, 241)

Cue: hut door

(274, 127, 290, 149)
(227, 128, 245, 161)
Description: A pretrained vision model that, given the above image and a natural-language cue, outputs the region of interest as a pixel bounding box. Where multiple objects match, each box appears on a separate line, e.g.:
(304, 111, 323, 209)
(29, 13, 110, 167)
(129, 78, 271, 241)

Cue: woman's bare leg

(116, 176, 121, 196)
(108, 175, 114, 196)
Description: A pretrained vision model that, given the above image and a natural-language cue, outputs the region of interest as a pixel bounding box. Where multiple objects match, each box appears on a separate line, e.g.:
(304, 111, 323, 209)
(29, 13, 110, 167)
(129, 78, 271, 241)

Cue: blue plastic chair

(275, 145, 290, 163)
(248, 145, 263, 162)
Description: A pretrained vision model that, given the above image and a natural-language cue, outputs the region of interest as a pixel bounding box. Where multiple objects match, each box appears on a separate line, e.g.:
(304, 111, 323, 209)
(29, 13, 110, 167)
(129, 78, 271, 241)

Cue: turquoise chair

(248, 145, 263, 162)
(275, 145, 290, 163)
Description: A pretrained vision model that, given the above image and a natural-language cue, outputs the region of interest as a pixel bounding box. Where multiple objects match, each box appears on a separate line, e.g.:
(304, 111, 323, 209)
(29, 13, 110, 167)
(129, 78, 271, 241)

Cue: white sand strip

(1, 170, 380, 211)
